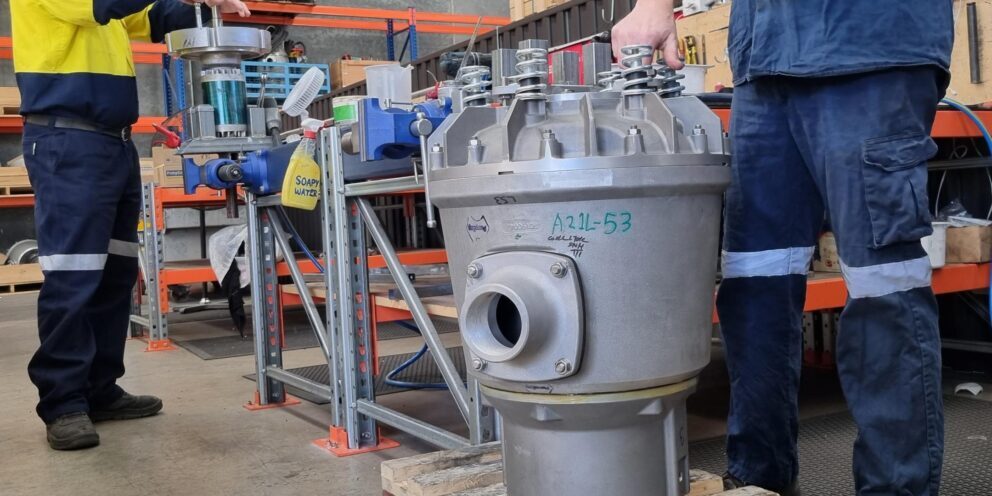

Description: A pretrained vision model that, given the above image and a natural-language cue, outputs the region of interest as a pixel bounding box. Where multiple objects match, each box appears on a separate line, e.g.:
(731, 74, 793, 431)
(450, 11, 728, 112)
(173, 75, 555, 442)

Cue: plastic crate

(241, 61, 332, 103)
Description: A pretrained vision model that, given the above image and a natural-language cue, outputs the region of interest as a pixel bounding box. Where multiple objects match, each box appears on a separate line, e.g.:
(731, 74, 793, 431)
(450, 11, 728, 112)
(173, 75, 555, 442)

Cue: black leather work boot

(89, 392, 163, 422)
(46, 412, 99, 450)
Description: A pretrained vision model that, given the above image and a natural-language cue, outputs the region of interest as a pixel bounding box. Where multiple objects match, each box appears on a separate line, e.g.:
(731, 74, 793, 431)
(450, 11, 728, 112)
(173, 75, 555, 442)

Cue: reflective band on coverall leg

(840, 256, 932, 299)
(721, 247, 815, 279)
(38, 254, 108, 272)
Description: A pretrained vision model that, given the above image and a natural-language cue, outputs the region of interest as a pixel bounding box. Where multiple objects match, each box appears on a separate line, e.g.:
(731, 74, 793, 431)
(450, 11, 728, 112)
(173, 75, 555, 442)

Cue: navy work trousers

(716, 68, 945, 495)
(23, 123, 141, 424)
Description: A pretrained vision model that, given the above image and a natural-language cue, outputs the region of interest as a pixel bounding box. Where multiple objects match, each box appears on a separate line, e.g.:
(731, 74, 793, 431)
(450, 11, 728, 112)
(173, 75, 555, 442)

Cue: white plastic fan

(282, 66, 325, 120)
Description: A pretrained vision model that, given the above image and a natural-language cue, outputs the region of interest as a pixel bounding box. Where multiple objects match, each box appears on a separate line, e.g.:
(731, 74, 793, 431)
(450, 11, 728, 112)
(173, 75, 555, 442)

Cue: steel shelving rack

(244, 127, 497, 455)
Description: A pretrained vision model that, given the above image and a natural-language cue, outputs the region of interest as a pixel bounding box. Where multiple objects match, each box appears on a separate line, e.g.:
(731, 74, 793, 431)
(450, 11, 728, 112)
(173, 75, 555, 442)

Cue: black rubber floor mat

(243, 346, 468, 403)
(687, 395, 992, 495)
(174, 317, 459, 360)
(376, 319, 460, 341)
(174, 324, 319, 360)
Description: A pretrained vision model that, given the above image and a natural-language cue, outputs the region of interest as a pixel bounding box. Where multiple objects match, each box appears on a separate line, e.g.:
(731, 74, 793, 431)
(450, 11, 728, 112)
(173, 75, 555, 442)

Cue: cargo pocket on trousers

(862, 133, 936, 248)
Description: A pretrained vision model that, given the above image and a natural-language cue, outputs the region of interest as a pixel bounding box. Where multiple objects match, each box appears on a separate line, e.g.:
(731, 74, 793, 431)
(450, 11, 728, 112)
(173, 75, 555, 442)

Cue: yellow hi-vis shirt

(11, 0, 201, 129)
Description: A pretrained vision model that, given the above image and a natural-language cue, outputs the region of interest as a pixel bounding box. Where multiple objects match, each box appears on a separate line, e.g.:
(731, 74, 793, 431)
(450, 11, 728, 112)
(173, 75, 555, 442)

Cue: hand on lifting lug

(182, 0, 252, 17)
(610, 0, 683, 70)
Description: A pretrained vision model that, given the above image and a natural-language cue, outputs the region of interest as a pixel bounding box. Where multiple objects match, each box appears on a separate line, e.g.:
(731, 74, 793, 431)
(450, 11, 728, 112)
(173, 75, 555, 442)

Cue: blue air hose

(275, 205, 325, 273)
(940, 98, 992, 331)
(384, 321, 449, 390)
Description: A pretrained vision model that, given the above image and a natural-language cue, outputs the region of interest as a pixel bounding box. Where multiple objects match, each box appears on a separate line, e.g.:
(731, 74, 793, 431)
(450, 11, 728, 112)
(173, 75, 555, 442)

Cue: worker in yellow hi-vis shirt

(11, 0, 250, 451)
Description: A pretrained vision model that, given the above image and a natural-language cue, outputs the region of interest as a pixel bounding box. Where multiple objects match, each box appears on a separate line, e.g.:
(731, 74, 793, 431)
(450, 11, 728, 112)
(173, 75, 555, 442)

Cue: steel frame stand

(317, 127, 497, 454)
(132, 183, 176, 352)
(243, 191, 348, 418)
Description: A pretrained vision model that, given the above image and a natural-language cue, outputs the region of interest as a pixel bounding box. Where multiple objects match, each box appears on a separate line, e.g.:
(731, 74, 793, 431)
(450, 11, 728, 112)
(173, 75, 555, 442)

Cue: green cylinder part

(202, 79, 247, 131)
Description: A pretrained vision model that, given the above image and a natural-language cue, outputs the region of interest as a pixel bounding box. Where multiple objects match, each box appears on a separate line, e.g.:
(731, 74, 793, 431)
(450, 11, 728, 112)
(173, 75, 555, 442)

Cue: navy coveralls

(715, 1, 953, 494)
(13, 0, 202, 423)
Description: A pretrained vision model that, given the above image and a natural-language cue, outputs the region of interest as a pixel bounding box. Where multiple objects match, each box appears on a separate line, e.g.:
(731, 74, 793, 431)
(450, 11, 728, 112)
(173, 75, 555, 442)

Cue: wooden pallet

(0, 264, 43, 294)
(0, 87, 20, 115)
(0, 166, 31, 196)
(382, 442, 778, 496)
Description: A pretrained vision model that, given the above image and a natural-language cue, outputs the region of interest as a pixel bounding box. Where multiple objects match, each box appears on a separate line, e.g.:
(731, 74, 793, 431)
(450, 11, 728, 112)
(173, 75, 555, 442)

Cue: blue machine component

(359, 97, 451, 161)
(182, 142, 300, 195)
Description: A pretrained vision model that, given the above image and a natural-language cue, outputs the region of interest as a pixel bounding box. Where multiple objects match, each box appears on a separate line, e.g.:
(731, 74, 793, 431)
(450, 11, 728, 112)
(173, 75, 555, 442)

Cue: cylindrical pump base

(482, 379, 696, 496)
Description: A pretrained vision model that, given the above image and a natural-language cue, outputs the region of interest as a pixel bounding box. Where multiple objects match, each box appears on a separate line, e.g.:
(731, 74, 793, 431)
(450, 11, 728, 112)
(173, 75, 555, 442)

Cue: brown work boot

(46, 412, 99, 450)
(89, 392, 163, 422)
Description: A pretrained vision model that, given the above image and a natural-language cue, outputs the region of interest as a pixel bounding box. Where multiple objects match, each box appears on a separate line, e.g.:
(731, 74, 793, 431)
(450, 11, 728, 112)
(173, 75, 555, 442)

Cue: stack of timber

(0, 87, 19, 115)
(0, 264, 43, 294)
(0, 166, 31, 196)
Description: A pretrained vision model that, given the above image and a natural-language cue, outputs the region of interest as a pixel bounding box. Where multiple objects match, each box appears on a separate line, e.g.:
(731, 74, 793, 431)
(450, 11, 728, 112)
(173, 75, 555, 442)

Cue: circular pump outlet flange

(459, 251, 584, 383)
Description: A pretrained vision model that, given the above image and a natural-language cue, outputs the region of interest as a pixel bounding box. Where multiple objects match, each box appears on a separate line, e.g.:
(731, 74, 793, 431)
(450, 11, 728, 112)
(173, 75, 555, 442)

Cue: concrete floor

(0, 292, 464, 496)
(2, 291, 989, 496)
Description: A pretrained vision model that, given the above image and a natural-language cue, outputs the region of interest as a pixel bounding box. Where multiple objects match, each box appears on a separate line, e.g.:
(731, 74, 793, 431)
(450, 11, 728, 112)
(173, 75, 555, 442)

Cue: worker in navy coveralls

(612, 1, 952, 494)
(12, 0, 250, 450)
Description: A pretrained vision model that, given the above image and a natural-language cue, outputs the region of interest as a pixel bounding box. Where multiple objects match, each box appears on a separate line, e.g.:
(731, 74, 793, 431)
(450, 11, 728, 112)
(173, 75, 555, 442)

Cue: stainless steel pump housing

(428, 43, 731, 496)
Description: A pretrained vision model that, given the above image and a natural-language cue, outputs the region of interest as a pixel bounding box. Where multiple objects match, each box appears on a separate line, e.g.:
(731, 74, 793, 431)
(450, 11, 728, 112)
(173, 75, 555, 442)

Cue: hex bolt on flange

(550, 262, 568, 278)
(472, 358, 487, 371)
(554, 358, 572, 375)
(467, 263, 483, 278)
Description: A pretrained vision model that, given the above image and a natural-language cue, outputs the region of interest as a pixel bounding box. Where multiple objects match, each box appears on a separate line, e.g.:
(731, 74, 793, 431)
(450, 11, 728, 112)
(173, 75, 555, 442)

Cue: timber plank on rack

(0, 263, 43, 294)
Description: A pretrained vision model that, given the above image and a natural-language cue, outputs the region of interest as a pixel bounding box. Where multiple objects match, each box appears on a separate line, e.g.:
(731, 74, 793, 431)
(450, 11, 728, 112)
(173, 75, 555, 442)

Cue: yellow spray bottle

(278, 66, 327, 210)
(280, 118, 322, 210)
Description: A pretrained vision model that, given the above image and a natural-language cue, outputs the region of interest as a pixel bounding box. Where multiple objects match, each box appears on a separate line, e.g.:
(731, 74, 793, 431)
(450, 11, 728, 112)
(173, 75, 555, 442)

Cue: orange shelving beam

(235, 14, 491, 35)
(232, 2, 509, 34)
(241, 2, 509, 25)
(0, 36, 165, 64)
(0, 195, 34, 208)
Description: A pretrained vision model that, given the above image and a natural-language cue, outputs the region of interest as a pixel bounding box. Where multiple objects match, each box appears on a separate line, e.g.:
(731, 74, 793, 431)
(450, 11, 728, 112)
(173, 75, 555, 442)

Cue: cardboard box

(946, 225, 992, 263)
(330, 59, 396, 89)
(813, 232, 842, 273)
(509, 0, 568, 21)
(152, 146, 216, 188)
(139, 157, 155, 184)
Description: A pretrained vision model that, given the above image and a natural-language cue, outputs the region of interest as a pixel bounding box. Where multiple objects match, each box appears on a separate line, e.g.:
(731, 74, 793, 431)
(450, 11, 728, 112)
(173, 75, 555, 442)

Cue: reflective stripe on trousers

(722, 247, 815, 279)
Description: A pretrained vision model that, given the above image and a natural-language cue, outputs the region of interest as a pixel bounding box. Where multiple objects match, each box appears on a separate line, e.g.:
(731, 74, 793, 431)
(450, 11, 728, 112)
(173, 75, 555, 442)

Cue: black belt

(24, 115, 132, 141)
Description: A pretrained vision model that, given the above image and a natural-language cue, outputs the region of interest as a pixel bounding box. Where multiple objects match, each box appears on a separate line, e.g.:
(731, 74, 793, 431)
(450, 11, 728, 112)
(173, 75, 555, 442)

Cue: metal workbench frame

(246, 126, 496, 452)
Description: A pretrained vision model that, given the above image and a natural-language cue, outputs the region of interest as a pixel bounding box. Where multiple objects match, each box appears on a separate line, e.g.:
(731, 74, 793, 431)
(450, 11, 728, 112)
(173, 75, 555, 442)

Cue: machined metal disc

(165, 27, 271, 60)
